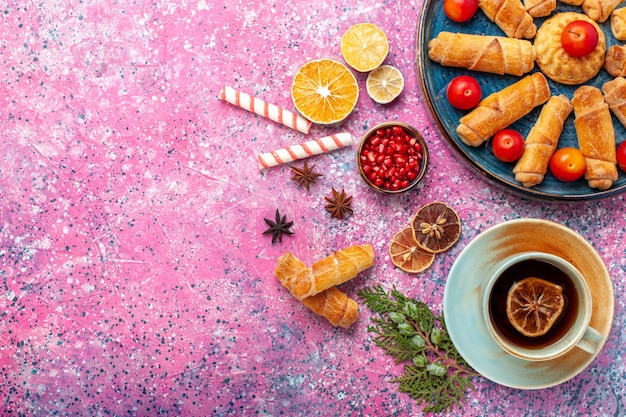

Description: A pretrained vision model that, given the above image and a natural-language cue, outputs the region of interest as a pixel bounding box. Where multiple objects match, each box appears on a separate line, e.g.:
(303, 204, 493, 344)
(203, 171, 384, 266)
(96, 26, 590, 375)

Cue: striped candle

(219, 86, 312, 134)
(257, 132, 353, 169)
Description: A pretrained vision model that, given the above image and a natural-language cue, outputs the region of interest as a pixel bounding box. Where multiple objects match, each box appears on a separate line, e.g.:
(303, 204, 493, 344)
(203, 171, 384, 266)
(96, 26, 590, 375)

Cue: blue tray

(417, 2, 626, 200)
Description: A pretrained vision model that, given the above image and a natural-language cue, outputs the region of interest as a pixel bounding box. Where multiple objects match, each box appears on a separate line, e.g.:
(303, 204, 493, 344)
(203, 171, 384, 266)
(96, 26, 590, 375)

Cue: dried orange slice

(506, 277, 565, 337)
(410, 202, 461, 254)
(389, 226, 435, 273)
(291, 59, 359, 125)
(340, 23, 389, 72)
(366, 65, 404, 104)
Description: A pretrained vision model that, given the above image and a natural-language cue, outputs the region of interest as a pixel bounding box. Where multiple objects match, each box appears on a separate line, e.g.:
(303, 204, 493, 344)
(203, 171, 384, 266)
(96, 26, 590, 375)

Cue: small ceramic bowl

(356, 122, 429, 194)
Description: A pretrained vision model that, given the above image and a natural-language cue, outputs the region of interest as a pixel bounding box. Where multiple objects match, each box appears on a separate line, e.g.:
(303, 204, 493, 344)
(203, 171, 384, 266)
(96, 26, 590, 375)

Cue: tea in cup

(483, 251, 602, 361)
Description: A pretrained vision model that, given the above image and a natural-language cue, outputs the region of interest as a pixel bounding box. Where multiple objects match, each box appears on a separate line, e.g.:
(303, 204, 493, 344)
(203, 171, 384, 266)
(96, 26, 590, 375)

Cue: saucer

(443, 218, 614, 389)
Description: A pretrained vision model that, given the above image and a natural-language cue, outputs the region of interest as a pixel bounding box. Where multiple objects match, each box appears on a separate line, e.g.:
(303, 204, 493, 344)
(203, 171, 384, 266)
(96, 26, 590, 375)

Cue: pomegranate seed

(360, 124, 424, 191)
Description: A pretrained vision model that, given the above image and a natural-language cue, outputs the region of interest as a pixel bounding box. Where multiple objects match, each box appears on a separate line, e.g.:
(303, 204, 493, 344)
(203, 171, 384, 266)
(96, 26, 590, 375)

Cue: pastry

(427, 32, 536, 76)
(524, 0, 556, 17)
(610, 7, 626, 40)
(274, 251, 309, 284)
(274, 244, 374, 300)
(301, 287, 359, 328)
(513, 95, 573, 187)
(478, 0, 537, 39)
(582, 0, 622, 22)
(572, 86, 618, 190)
(273, 252, 360, 328)
(604, 45, 626, 77)
(456, 72, 550, 147)
(534, 12, 606, 85)
(602, 76, 626, 127)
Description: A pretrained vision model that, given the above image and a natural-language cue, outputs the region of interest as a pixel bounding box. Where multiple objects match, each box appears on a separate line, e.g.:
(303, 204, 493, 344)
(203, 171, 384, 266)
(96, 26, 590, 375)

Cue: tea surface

(489, 259, 579, 349)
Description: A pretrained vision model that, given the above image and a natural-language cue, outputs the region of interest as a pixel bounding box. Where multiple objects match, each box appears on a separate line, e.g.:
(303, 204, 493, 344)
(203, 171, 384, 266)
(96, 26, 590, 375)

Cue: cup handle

(576, 326, 603, 354)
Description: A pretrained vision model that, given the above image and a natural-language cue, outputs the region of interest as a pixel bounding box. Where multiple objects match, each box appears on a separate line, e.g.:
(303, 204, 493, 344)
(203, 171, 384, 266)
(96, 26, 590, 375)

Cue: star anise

(325, 187, 353, 220)
(290, 160, 323, 191)
(263, 209, 294, 244)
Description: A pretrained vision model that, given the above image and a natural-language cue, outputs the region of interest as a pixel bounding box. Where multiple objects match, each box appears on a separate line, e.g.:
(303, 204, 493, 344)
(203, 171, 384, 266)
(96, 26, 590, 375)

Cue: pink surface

(1, 1, 624, 416)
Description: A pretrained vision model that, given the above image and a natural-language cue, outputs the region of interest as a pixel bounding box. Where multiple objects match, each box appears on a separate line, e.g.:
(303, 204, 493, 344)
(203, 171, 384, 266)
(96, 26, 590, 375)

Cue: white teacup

(482, 251, 602, 362)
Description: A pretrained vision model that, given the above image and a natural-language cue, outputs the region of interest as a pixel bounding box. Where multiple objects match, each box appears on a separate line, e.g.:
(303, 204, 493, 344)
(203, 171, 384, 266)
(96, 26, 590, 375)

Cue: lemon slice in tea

(506, 277, 565, 337)
(291, 59, 359, 125)
(410, 202, 462, 254)
(340, 23, 389, 72)
(389, 226, 435, 273)
(366, 65, 404, 104)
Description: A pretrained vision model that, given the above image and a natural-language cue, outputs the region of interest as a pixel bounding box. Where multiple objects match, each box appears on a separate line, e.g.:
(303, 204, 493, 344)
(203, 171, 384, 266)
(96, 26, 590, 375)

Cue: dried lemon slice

(366, 65, 404, 104)
(506, 277, 565, 337)
(340, 23, 389, 72)
(291, 59, 359, 125)
(389, 226, 435, 273)
(410, 202, 462, 254)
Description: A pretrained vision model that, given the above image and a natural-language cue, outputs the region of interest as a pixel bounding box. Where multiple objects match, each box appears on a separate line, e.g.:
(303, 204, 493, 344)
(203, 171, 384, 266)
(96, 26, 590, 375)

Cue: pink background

(1, 0, 624, 416)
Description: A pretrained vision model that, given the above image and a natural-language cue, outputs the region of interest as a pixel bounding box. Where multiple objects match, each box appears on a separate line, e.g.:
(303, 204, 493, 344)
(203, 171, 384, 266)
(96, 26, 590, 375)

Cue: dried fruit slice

(410, 202, 461, 254)
(340, 23, 389, 72)
(389, 226, 435, 273)
(366, 65, 404, 104)
(291, 59, 359, 125)
(506, 277, 565, 337)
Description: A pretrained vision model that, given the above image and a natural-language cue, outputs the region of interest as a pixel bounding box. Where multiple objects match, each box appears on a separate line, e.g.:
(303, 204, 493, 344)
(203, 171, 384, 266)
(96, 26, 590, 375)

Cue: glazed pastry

(604, 45, 626, 77)
(273, 253, 359, 328)
(274, 251, 309, 285)
(427, 32, 536, 76)
(534, 13, 605, 85)
(513, 95, 573, 187)
(602, 76, 626, 127)
(478, 0, 537, 39)
(582, 0, 622, 22)
(274, 244, 374, 300)
(524, 0, 556, 17)
(273, 252, 312, 300)
(611, 7, 626, 40)
(572, 86, 618, 191)
(456, 73, 550, 147)
(301, 287, 359, 328)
